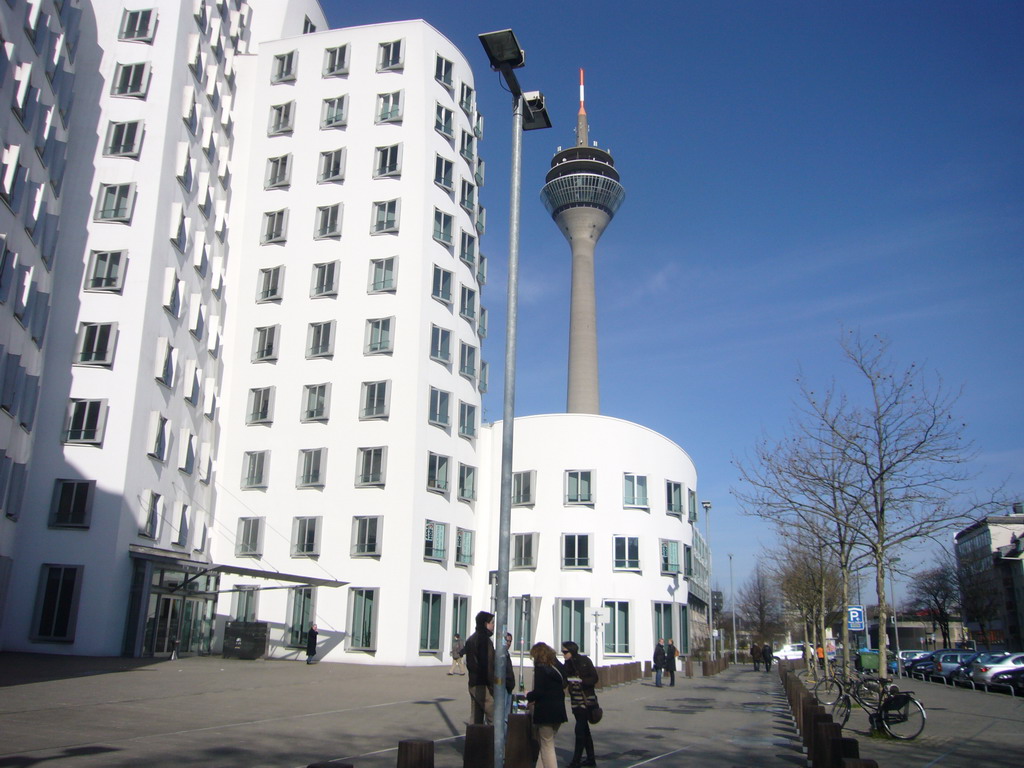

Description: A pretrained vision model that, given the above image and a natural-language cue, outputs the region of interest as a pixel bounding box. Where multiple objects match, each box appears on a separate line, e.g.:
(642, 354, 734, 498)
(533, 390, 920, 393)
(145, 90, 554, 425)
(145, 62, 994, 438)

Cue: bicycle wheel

(813, 676, 843, 706)
(880, 694, 926, 740)
(831, 693, 852, 728)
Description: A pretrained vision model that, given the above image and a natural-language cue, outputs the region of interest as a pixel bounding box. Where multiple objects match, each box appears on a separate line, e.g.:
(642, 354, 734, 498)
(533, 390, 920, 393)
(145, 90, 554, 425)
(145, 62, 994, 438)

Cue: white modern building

(0, 0, 710, 669)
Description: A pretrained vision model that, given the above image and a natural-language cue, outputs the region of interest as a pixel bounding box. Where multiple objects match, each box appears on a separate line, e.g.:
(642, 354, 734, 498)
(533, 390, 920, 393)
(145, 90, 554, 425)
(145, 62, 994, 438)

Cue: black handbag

(585, 691, 603, 724)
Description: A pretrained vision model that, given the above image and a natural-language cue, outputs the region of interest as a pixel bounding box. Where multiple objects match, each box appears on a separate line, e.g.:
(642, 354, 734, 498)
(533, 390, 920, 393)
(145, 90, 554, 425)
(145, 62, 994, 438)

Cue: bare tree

(737, 565, 783, 642)
(908, 559, 958, 646)
(956, 555, 1002, 650)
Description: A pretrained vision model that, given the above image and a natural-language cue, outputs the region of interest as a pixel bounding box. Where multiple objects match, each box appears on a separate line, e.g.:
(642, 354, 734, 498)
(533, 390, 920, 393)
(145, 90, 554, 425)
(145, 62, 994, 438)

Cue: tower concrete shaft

(539, 70, 625, 414)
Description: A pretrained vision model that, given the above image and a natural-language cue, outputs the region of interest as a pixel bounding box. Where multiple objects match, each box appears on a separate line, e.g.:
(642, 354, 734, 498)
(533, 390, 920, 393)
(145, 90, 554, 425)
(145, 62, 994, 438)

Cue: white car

(970, 652, 1024, 684)
(773, 643, 806, 661)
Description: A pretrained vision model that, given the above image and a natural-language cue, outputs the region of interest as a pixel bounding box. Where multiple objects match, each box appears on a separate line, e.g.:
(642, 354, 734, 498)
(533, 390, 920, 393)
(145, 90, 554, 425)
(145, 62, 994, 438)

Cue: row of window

(241, 448, 477, 500)
(62, 390, 218, 448)
(510, 470, 698, 518)
(0, 241, 52, 353)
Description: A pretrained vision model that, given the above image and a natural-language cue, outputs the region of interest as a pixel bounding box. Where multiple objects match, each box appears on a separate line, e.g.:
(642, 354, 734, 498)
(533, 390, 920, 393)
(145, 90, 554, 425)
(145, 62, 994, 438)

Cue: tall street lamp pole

(478, 29, 550, 768)
(702, 500, 713, 661)
(729, 553, 737, 664)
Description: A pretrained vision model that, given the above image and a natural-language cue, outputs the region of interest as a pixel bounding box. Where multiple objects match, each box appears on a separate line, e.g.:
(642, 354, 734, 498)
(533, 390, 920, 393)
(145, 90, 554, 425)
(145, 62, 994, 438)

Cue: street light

(729, 553, 737, 665)
(702, 500, 713, 661)
(478, 28, 551, 768)
(889, 557, 902, 677)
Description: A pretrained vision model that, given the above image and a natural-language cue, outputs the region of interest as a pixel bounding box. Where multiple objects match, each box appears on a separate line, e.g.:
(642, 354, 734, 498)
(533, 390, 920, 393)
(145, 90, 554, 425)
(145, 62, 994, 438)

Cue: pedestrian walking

(816, 644, 825, 669)
(526, 642, 567, 768)
(751, 643, 761, 671)
(665, 639, 678, 686)
(561, 640, 599, 768)
(762, 643, 773, 673)
(504, 632, 516, 715)
(305, 624, 318, 664)
(464, 611, 496, 724)
(653, 639, 666, 687)
(448, 633, 466, 675)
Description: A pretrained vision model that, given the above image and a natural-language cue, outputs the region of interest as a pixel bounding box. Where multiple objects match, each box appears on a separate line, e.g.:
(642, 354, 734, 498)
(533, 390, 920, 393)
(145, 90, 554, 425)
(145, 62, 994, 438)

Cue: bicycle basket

(882, 692, 912, 711)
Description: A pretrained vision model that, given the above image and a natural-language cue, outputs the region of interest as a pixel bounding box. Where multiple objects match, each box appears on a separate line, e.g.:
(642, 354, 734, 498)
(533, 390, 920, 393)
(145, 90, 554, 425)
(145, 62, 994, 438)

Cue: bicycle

(831, 678, 927, 740)
(811, 659, 862, 706)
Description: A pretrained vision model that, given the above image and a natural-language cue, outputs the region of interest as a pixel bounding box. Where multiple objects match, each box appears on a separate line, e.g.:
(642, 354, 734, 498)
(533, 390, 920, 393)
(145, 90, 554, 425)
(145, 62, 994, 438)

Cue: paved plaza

(0, 654, 1020, 767)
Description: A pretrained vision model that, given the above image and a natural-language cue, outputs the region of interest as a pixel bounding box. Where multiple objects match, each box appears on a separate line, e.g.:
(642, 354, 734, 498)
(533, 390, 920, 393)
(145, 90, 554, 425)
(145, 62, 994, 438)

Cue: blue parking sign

(847, 605, 865, 632)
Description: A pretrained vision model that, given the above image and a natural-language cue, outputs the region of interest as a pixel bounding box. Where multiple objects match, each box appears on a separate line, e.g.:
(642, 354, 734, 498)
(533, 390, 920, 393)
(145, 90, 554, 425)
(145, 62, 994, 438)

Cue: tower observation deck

(540, 70, 625, 414)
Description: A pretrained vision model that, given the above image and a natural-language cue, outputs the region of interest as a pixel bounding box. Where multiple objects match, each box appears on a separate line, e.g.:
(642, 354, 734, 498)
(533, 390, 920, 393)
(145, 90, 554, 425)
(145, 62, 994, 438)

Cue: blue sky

(321, 1, 1024, 599)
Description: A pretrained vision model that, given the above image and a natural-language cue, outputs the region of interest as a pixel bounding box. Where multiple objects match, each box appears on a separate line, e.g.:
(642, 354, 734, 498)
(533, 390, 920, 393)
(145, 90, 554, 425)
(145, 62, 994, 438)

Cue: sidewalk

(0, 653, 802, 768)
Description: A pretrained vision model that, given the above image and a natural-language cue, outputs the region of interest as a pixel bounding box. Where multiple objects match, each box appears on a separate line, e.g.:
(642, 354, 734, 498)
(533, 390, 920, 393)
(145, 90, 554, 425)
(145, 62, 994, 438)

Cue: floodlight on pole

(478, 28, 550, 768)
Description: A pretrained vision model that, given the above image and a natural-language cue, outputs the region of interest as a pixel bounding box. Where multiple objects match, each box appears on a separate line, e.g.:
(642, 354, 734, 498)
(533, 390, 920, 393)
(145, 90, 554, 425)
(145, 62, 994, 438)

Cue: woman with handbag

(560, 641, 599, 768)
(526, 642, 567, 768)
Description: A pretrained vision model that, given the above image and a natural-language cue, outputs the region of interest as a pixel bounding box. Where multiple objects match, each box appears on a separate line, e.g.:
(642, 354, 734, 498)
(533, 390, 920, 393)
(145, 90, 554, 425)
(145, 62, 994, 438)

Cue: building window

(562, 534, 590, 569)
(459, 82, 474, 113)
(246, 387, 274, 425)
(433, 209, 453, 245)
(111, 62, 151, 97)
(292, 516, 321, 555)
(233, 586, 259, 621)
(31, 565, 84, 642)
(678, 606, 690, 655)
(297, 450, 326, 488)
(350, 587, 378, 651)
(311, 261, 339, 297)
(460, 131, 475, 163)
(459, 286, 476, 322)
(428, 387, 450, 428)
(424, 520, 447, 561)
(431, 267, 452, 304)
(378, 39, 403, 71)
(314, 204, 341, 239)
(435, 55, 453, 87)
(321, 96, 347, 128)
(660, 540, 681, 574)
(513, 533, 538, 569)
(666, 481, 683, 517)
(456, 528, 474, 566)
(427, 453, 449, 494)
(85, 251, 126, 292)
(256, 266, 283, 302)
(94, 183, 135, 222)
(458, 463, 476, 502)
(365, 317, 393, 354)
(614, 536, 640, 570)
(287, 587, 315, 647)
(49, 480, 94, 528)
(140, 491, 162, 538)
(458, 402, 476, 439)
(430, 325, 451, 364)
(252, 325, 278, 362)
(560, 599, 586, 653)
(513, 470, 536, 506)
(419, 591, 443, 652)
(435, 104, 454, 138)
(459, 232, 476, 266)
(236, 517, 264, 557)
(653, 603, 674, 645)
(268, 102, 294, 135)
(352, 516, 381, 556)
(272, 51, 296, 83)
(262, 210, 288, 244)
(356, 447, 386, 486)
(566, 470, 593, 505)
(63, 400, 107, 445)
(376, 91, 402, 122)
(119, 9, 156, 42)
(478, 308, 489, 339)
(303, 383, 330, 422)
(604, 600, 629, 654)
(372, 200, 399, 234)
(148, 414, 169, 460)
(302, 16, 317, 33)
(434, 155, 453, 190)
(323, 45, 349, 77)
(319, 148, 345, 182)
(369, 257, 395, 292)
(460, 180, 476, 212)
(688, 489, 698, 523)
(458, 343, 477, 379)
(242, 451, 269, 489)
(374, 144, 401, 177)
(359, 380, 389, 420)
(75, 323, 117, 366)
(265, 154, 291, 188)
(624, 473, 648, 508)
(104, 121, 143, 157)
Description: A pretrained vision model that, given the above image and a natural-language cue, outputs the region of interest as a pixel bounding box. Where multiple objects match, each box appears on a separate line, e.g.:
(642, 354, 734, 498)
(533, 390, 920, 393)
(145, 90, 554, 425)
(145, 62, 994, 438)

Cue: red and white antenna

(576, 68, 589, 146)
(579, 67, 586, 115)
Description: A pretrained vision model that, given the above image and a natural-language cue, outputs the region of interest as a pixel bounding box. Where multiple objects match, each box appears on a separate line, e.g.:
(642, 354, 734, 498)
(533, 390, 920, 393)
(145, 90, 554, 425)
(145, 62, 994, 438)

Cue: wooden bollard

(595, 666, 605, 689)
(463, 724, 493, 768)
(397, 739, 433, 768)
(685, 659, 693, 678)
(633, 661, 641, 680)
(644, 660, 652, 677)
(505, 713, 535, 768)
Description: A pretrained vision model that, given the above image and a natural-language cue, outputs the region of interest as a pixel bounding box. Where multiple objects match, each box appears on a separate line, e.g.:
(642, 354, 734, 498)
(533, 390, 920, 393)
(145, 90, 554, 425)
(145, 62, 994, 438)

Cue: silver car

(970, 652, 1024, 684)
(933, 650, 975, 680)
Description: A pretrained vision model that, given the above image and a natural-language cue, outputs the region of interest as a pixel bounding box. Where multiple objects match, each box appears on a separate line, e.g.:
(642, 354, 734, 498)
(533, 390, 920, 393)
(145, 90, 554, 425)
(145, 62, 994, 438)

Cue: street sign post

(847, 605, 865, 632)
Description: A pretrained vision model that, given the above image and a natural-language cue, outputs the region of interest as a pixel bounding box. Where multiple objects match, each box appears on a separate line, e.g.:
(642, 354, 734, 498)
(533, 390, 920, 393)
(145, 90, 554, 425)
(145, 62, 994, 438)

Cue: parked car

(990, 666, 1024, 692)
(897, 650, 929, 664)
(951, 652, 984, 682)
(970, 652, 1024, 684)
(773, 643, 806, 662)
(933, 650, 976, 680)
(905, 649, 953, 675)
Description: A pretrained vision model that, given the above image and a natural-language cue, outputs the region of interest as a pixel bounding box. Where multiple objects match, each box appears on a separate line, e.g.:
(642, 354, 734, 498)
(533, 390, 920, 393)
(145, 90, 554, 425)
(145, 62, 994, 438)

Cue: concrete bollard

(633, 661, 641, 680)
(505, 713, 535, 768)
(595, 667, 605, 689)
(644, 660, 652, 678)
(397, 739, 433, 768)
(463, 724, 493, 768)
(685, 659, 693, 678)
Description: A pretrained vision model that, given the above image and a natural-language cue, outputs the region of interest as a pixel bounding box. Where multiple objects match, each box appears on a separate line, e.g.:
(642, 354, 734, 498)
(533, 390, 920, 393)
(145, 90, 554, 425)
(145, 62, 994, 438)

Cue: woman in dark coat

(526, 643, 567, 768)
(560, 640, 598, 768)
(305, 624, 318, 664)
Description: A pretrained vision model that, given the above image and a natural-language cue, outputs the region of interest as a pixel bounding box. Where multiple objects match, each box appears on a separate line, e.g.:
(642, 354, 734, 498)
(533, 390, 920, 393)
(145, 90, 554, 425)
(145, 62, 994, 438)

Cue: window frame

(63, 399, 107, 445)
(31, 564, 84, 642)
(291, 516, 322, 557)
(236, 517, 265, 557)
(613, 535, 641, 570)
(513, 532, 538, 569)
(104, 120, 144, 157)
(261, 209, 288, 244)
(323, 45, 349, 77)
(302, 382, 331, 423)
(119, 9, 156, 42)
(314, 204, 342, 239)
(356, 446, 386, 487)
(111, 62, 151, 98)
(321, 95, 347, 129)
(565, 470, 594, 505)
(377, 39, 404, 71)
(351, 516, 381, 557)
(423, 520, 447, 562)
(271, 51, 297, 84)
(94, 183, 136, 223)
(562, 533, 591, 569)
(310, 260, 339, 298)
(365, 317, 394, 355)
(426, 452, 450, 494)
(360, 380, 389, 420)
(369, 256, 396, 293)
(623, 473, 649, 508)
(306, 321, 335, 359)
(49, 480, 95, 529)
(246, 386, 274, 425)
(318, 148, 345, 183)
(242, 450, 269, 490)
(371, 200, 399, 234)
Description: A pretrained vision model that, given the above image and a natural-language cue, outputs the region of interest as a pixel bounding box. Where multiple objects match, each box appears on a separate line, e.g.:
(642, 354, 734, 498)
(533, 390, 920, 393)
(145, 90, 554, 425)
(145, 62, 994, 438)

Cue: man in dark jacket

(463, 611, 495, 724)
(665, 639, 678, 686)
(762, 643, 773, 673)
(653, 639, 666, 687)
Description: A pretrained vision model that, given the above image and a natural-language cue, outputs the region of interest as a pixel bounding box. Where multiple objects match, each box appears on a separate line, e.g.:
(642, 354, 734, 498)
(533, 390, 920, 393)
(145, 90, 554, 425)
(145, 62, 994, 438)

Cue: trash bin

(859, 650, 880, 671)
(223, 621, 270, 659)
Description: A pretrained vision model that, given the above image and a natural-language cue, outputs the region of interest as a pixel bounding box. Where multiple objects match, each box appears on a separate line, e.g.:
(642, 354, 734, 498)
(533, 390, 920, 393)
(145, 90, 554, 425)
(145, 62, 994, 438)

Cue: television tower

(540, 69, 625, 414)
